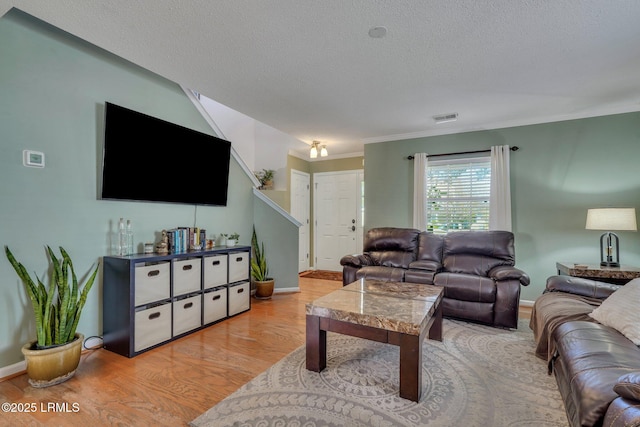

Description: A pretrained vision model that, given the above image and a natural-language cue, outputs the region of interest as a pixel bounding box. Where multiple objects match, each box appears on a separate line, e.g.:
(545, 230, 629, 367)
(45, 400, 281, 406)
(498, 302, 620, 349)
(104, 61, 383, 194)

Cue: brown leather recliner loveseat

(340, 227, 530, 329)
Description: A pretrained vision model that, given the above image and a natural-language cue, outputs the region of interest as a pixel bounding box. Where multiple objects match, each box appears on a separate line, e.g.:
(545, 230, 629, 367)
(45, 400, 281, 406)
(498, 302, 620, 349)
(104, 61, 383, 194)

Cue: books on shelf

(166, 227, 206, 253)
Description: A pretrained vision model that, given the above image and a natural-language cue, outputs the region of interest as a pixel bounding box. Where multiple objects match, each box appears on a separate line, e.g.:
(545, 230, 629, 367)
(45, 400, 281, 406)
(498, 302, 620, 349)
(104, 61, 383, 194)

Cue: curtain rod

(406, 146, 519, 160)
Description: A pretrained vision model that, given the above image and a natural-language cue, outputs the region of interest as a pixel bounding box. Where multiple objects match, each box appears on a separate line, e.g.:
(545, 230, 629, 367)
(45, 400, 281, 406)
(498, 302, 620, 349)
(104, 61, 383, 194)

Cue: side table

(556, 262, 640, 285)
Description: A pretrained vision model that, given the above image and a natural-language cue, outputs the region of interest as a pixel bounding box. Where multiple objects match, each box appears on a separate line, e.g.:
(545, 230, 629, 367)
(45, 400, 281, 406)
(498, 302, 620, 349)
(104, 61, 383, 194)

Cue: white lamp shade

(586, 208, 637, 231)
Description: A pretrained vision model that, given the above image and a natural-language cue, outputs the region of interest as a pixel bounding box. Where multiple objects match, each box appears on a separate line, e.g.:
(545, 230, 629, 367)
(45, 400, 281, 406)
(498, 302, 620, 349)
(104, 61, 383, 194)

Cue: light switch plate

(23, 150, 45, 168)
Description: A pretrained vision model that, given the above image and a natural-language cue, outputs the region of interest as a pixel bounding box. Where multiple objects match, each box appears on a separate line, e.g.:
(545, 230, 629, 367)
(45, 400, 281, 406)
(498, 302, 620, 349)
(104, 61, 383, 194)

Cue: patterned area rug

(299, 270, 343, 281)
(190, 319, 567, 427)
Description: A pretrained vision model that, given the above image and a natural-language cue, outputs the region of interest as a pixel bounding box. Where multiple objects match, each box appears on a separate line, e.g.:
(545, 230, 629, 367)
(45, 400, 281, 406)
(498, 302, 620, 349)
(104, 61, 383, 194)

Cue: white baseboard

(520, 299, 535, 308)
(0, 360, 26, 381)
(274, 286, 300, 293)
(251, 286, 301, 296)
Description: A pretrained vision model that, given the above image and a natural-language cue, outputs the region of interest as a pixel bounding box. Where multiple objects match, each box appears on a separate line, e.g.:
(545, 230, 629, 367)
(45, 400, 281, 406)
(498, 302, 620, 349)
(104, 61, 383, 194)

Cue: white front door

(314, 170, 362, 271)
(290, 169, 310, 272)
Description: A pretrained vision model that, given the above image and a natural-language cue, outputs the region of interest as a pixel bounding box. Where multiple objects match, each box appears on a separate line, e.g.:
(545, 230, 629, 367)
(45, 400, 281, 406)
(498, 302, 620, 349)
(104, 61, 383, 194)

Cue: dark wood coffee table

(305, 279, 443, 402)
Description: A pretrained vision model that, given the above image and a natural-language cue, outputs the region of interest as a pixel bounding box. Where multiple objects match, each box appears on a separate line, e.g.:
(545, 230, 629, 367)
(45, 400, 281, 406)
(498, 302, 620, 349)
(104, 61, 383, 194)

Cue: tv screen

(101, 102, 231, 206)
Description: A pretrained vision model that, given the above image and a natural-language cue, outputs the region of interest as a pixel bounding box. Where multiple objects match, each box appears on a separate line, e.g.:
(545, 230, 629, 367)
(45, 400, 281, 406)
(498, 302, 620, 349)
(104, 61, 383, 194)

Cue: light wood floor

(0, 277, 532, 426)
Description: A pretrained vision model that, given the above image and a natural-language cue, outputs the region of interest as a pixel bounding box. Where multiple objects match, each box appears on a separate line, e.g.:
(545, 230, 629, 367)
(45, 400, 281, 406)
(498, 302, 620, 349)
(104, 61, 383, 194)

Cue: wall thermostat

(23, 150, 45, 168)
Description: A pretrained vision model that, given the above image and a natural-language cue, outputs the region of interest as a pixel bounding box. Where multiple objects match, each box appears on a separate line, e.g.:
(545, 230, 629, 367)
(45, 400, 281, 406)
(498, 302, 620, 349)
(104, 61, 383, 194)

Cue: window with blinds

(426, 157, 491, 233)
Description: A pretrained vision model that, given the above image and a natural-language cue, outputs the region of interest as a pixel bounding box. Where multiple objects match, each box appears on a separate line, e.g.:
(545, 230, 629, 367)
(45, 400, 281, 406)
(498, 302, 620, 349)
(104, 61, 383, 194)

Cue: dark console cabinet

(103, 246, 251, 357)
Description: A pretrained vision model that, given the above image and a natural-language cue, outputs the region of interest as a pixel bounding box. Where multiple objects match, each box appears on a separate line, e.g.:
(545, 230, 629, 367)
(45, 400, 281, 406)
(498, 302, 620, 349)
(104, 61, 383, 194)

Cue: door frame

(290, 169, 310, 273)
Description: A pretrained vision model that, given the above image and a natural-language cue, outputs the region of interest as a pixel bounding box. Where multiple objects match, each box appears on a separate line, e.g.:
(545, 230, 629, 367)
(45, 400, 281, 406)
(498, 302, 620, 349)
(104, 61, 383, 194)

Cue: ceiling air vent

(433, 113, 458, 124)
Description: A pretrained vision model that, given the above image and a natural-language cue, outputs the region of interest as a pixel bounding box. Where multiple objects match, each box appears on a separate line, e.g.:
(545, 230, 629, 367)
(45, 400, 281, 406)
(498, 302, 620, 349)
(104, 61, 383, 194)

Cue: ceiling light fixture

(310, 141, 328, 158)
(433, 113, 458, 124)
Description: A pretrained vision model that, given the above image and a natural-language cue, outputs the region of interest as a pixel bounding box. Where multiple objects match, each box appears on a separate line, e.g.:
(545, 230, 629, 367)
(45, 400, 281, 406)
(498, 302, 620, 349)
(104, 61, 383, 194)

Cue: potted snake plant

(5, 245, 98, 388)
(251, 227, 274, 299)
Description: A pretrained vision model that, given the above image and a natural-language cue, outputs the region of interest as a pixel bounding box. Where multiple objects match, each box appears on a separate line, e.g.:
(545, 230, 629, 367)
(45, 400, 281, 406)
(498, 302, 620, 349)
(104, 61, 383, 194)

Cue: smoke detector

(368, 26, 387, 38)
(433, 113, 458, 124)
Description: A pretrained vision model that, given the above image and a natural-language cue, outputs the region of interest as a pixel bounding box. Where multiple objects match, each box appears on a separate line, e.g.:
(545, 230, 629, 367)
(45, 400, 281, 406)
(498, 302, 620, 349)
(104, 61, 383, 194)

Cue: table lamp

(585, 208, 637, 267)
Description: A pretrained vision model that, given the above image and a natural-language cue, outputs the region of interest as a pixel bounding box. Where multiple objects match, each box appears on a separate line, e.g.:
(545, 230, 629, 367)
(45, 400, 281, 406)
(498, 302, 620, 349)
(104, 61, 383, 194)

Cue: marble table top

(306, 279, 443, 335)
(556, 262, 640, 280)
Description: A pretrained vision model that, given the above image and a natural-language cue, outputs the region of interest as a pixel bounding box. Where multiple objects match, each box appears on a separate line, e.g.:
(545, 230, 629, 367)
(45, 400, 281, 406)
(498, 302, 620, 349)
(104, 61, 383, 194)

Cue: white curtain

(412, 153, 428, 230)
(489, 145, 512, 231)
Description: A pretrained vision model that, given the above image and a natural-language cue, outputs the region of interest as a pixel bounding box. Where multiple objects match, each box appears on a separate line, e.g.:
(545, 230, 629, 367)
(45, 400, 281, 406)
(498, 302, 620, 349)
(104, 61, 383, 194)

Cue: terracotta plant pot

(254, 279, 275, 299)
(21, 333, 84, 388)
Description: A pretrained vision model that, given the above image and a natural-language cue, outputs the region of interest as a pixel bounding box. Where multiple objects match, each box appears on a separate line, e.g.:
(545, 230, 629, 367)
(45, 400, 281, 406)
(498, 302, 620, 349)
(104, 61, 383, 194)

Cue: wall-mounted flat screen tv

(101, 102, 231, 206)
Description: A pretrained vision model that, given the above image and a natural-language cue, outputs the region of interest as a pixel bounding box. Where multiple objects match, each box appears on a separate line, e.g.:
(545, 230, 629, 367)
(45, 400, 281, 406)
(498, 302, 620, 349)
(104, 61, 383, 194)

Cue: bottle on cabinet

(126, 219, 134, 255)
(118, 218, 126, 256)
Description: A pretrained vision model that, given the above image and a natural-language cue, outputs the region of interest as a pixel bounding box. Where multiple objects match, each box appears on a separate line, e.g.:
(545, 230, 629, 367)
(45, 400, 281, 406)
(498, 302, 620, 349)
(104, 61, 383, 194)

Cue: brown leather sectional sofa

(340, 227, 530, 329)
(531, 276, 640, 427)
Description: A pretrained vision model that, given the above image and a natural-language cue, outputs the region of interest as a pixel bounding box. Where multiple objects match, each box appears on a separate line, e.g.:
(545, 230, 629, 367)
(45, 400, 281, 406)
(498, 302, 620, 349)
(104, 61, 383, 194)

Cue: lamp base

(599, 232, 621, 269)
(600, 261, 620, 268)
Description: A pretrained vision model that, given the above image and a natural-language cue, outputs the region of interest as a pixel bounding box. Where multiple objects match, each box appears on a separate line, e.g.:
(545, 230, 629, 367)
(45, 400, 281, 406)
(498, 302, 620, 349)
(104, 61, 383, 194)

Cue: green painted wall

(253, 195, 300, 290)
(0, 10, 258, 367)
(365, 113, 640, 301)
(310, 156, 364, 174)
(288, 155, 311, 176)
(259, 189, 288, 211)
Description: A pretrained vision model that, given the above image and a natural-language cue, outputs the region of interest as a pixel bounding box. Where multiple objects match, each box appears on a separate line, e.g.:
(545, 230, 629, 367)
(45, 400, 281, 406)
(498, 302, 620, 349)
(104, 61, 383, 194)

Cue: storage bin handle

(182, 264, 193, 271)
(211, 260, 220, 266)
(237, 288, 244, 294)
(212, 295, 221, 301)
(236, 257, 243, 262)
(183, 302, 193, 309)
(147, 270, 160, 277)
(148, 312, 161, 320)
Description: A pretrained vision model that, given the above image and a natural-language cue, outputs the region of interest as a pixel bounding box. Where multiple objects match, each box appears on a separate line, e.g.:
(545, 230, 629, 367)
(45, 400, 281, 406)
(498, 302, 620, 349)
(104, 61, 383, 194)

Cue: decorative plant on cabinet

(5, 245, 98, 388)
(227, 232, 240, 247)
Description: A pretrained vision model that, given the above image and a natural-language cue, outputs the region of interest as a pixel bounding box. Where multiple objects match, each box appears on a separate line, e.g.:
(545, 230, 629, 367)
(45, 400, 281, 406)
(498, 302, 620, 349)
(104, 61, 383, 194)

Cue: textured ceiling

(3, 1, 640, 157)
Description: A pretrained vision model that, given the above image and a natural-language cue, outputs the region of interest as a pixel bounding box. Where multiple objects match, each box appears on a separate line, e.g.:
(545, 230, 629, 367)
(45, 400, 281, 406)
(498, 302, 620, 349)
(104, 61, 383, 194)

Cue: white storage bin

(228, 251, 249, 283)
(173, 294, 202, 336)
(203, 286, 227, 324)
(228, 281, 250, 316)
(172, 258, 202, 296)
(134, 262, 170, 306)
(203, 254, 228, 289)
(134, 302, 171, 352)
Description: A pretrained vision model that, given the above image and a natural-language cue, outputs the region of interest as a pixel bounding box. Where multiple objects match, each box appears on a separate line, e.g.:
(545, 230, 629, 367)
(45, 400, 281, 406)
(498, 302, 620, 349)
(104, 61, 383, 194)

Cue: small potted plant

(5, 246, 99, 388)
(255, 169, 275, 190)
(227, 232, 240, 247)
(251, 227, 274, 299)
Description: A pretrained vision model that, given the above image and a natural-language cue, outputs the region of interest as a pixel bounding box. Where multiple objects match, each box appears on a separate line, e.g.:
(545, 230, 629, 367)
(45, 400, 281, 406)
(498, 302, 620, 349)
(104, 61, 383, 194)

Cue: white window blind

(426, 157, 491, 233)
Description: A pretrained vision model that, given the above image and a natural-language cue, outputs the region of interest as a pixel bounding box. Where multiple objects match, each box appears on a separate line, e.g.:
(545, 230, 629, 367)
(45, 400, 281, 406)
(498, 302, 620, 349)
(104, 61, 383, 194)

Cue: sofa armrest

(614, 372, 640, 402)
(604, 373, 640, 427)
(340, 253, 373, 268)
(489, 265, 530, 286)
(603, 396, 640, 427)
(545, 275, 621, 300)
